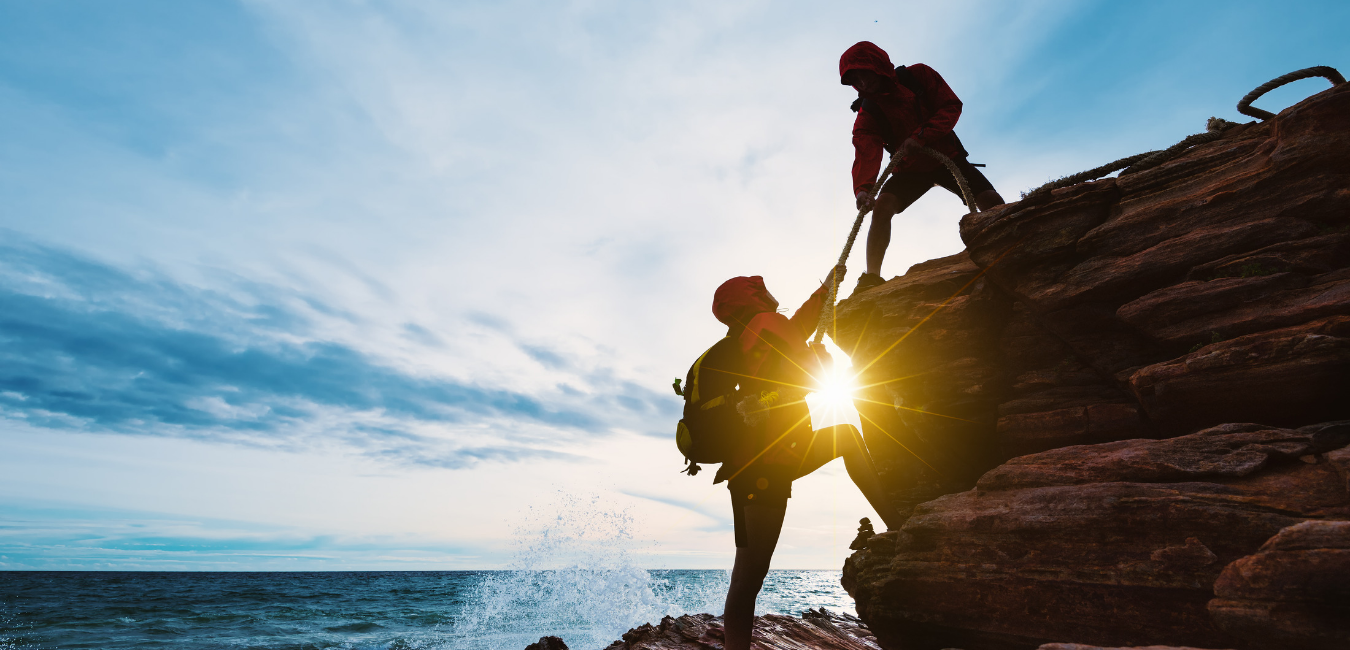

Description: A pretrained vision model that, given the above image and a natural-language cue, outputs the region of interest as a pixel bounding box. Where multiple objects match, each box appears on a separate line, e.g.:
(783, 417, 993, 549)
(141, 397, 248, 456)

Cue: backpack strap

(849, 64, 934, 154)
(893, 65, 926, 102)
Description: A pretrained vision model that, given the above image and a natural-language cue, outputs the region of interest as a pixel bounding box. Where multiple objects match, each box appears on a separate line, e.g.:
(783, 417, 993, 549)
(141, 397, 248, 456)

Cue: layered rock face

(836, 81, 1350, 649)
(843, 422, 1350, 649)
(596, 609, 880, 650)
(1208, 519, 1350, 649)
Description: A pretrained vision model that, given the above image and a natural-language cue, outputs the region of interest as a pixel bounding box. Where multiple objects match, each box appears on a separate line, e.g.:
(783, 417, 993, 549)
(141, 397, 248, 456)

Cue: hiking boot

(849, 272, 886, 298)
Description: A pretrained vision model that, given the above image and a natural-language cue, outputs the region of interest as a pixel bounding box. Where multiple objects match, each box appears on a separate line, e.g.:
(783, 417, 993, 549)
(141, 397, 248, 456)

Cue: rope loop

(1238, 66, 1345, 120)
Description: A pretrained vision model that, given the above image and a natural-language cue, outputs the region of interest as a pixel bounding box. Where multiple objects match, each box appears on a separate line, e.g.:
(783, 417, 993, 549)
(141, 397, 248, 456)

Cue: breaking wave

(445, 492, 727, 650)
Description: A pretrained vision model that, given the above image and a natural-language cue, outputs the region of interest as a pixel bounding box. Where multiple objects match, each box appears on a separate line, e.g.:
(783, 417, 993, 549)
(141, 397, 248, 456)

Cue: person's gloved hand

(823, 264, 847, 289)
(900, 136, 924, 157)
(855, 190, 874, 211)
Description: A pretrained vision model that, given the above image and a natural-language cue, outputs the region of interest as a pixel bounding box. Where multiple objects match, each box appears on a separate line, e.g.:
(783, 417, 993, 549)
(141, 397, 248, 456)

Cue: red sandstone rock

(1128, 316, 1350, 433)
(960, 83, 1350, 382)
(832, 81, 1350, 650)
(832, 251, 1014, 518)
(1037, 645, 1233, 650)
(525, 636, 570, 650)
(599, 609, 880, 650)
(975, 422, 1350, 492)
(1207, 520, 1350, 650)
(841, 423, 1350, 650)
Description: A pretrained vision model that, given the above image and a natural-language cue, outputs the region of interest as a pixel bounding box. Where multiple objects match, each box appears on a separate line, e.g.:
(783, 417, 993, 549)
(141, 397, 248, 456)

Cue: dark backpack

(850, 64, 968, 158)
(673, 336, 748, 476)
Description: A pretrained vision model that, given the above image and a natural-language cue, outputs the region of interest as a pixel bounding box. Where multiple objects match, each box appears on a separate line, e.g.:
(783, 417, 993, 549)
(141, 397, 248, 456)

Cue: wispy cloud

(0, 236, 676, 468)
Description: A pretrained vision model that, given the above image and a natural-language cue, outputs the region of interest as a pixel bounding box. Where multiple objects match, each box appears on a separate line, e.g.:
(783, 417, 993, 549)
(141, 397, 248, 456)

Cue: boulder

(525, 637, 570, 650)
(1207, 520, 1350, 650)
(600, 609, 881, 650)
(842, 423, 1350, 650)
(1037, 645, 1233, 650)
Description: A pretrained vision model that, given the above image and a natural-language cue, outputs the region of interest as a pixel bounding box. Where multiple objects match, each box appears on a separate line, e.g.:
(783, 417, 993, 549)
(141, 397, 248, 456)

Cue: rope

(813, 146, 979, 346)
(1238, 66, 1346, 120)
(1022, 117, 1238, 201)
(1024, 66, 1343, 201)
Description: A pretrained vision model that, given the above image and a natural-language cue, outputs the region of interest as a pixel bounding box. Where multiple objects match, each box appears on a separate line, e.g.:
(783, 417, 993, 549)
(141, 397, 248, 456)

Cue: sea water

(1, 495, 855, 649)
(0, 569, 853, 649)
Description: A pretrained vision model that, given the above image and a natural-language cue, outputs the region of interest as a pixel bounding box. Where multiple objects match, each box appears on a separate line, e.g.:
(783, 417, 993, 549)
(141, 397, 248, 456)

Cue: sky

(1, 0, 1347, 571)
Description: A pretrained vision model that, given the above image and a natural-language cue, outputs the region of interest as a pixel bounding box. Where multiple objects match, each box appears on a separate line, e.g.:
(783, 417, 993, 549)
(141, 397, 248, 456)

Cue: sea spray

(0, 602, 33, 650)
(0, 570, 848, 648)
(448, 492, 727, 650)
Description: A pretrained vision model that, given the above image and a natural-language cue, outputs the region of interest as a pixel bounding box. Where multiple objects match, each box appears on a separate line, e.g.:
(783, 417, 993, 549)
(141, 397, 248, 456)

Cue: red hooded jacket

(839, 41, 965, 196)
(711, 276, 828, 380)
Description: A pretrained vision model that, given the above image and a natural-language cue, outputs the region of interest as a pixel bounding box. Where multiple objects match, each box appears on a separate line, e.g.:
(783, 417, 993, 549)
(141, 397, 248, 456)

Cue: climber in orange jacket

(708, 265, 902, 650)
(840, 41, 1006, 295)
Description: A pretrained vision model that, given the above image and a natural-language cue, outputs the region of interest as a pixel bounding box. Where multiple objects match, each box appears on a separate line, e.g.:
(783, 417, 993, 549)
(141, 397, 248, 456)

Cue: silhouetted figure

(840, 41, 1005, 295)
(702, 265, 903, 650)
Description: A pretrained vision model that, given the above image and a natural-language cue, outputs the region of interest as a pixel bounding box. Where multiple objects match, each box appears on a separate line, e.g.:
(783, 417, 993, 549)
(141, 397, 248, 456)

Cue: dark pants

(880, 158, 995, 210)
(727, 425, 860, 547)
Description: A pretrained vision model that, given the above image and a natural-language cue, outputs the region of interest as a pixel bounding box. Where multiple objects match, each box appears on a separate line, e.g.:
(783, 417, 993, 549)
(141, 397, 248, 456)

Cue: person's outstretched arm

(789, 264, 847, 340)
(851, 110, 886, 202)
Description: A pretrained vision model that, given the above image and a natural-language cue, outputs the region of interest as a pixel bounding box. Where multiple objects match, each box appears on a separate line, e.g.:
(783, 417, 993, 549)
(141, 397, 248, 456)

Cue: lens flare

(805, 358, 861, 430)
(816, 370, 856, 411)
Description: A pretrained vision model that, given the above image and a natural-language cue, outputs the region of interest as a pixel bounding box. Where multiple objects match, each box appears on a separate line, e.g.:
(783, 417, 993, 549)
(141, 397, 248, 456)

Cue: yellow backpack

(673, 337, 747, 475)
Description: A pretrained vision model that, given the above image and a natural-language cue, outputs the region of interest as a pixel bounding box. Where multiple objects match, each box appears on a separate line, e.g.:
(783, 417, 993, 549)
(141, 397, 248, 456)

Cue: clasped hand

(823, 264, 847, 289)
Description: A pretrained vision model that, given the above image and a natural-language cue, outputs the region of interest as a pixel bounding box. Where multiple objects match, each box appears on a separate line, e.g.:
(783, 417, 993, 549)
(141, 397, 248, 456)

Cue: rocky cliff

(590, 609, 881, 650)
(835, 81, 1350, 650)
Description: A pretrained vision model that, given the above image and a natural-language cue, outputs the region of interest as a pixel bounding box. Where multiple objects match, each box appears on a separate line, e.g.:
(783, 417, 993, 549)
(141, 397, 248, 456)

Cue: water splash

(0, 603, 34, 650)
(446, 492, 727, 650)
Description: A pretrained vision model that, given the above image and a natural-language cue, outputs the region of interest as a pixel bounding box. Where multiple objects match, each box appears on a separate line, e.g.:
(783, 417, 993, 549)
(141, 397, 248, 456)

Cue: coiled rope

(813, 146, 978, 346)
(1023, 66, 1344, 201)
(1238, 66, 1346, 120)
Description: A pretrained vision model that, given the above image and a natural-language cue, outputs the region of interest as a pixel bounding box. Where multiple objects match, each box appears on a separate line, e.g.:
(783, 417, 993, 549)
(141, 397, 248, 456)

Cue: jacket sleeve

(851, 109, 886, 197)
(908, 64, 963, 148)
(789, 279, 833, 340)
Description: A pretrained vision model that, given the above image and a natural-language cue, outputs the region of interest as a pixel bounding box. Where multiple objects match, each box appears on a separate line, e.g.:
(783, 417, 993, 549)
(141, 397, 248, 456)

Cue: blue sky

(2, 0, 1347, 570)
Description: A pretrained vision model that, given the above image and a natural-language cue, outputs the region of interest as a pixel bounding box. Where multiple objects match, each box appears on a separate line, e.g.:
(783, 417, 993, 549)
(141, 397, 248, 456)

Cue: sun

(815, 368, 858, 411)
(805, 349, 862, 430)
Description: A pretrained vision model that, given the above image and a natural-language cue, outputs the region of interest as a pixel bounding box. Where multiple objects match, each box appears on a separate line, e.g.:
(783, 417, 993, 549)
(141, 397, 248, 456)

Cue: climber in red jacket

(840, 41, 1005, 295)
(708, 266, 902, 650)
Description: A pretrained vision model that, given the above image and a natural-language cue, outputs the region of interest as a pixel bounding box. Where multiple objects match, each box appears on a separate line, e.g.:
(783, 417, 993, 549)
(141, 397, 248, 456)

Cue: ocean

(0, 569, 854, 650)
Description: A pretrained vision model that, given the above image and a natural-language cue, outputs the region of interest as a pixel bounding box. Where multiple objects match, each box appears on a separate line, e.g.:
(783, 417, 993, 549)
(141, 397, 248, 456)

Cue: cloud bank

(0, 237, 677, 469)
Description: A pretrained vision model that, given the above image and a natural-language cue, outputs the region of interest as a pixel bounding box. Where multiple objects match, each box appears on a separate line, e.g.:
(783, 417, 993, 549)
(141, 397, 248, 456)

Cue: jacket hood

(712, 276, 779, 326)
(839, 41, 897, 86)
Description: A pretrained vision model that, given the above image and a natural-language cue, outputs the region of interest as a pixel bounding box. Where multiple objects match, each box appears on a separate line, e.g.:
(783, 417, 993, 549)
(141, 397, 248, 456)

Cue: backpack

(849, 64, 968, 158)
(672, 336, 749, 476)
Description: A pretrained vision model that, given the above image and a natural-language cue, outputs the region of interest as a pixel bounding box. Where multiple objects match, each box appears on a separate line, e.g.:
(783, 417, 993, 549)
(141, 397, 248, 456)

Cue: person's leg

(864, 192, 899, 277)
(794, 425, 905, 531)
(939, 159, 1004, 212)
(723, 501, 787, 650)
(834, 425, 905, 531)
(865, 175, 935, 276)
(975, 189, 1005, 211)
